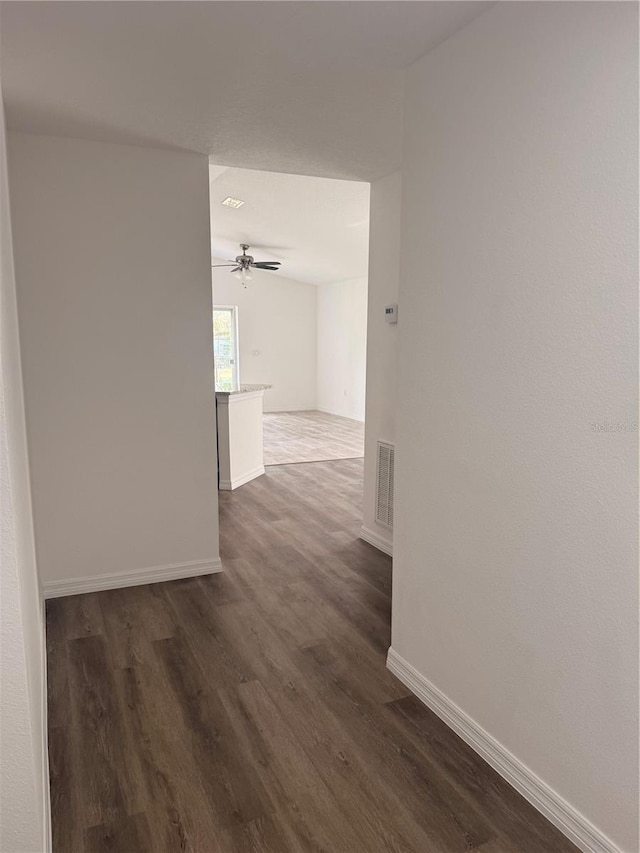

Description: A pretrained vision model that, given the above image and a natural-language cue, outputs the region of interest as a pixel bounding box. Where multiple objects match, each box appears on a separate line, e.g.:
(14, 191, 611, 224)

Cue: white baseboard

(219, 465, 265, 491)
(386, 648, 621, 853)
(264, 406, 317, 414)
(359, 525, 393, 556)
(42, 558, 223, 599)
(315, 406, 365, 423)
(40, 596, 52, 852)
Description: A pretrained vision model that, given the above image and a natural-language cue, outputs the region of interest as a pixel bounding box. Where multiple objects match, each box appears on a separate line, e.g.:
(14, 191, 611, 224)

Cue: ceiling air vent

(221, 196, 245, 209)
(376, 441, 395, 530)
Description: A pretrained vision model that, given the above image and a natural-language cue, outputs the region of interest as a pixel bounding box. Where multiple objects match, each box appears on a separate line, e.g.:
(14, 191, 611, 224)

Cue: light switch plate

(385, 304, 398, 324)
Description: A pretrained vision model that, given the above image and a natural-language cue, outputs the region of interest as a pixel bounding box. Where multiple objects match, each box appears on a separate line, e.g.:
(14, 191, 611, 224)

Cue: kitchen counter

(215, 383, 272, 397)
(215, 386, 268, 490)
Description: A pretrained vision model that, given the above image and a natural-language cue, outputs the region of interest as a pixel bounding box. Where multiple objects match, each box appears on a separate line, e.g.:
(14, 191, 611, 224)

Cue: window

(213, 306, 239, 391)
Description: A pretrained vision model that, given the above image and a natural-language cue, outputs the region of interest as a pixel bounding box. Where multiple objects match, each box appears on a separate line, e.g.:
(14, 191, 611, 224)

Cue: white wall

(212, 268, 317, 413)
(0, 82, 48, 851)
(361, 172, 401, 552)
(317, 277, 368, 421)
(392, 3, 638, 851)
(8, 133, 219, 590)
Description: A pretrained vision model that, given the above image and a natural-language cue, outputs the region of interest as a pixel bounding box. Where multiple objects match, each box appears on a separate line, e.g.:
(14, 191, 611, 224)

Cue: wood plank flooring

(263, 410, 364, 465)
(46, 459, 578, 852)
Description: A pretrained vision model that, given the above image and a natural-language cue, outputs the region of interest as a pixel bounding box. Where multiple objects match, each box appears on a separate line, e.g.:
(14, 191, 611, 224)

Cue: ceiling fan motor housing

(236, 246, 254, 267)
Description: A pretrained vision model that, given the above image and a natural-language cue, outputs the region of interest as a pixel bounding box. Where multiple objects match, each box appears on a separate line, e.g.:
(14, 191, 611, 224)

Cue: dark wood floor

(46, 459, 578, 852)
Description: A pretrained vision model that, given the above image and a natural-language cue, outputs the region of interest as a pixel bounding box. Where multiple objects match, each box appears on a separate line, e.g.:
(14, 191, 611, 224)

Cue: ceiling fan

(212, 244, 281, 286)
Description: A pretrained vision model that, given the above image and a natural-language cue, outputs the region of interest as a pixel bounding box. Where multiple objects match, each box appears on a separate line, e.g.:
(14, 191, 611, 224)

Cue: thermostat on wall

(385, 304, 398, 324)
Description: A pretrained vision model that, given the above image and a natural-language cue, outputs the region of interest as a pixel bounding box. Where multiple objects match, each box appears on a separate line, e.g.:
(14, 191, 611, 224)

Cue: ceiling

(1, 1, 491, 182)
(210, 165, 370, 286)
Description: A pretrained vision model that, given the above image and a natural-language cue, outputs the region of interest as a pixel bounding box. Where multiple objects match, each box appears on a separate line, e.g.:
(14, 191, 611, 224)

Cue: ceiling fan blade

(253, 262, 281, 268)
(252, 264, 280, 271)
(211, 263, 236, 267)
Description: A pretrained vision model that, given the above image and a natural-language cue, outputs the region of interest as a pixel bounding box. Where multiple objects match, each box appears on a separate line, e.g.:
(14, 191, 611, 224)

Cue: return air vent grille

(375, 441, 395, 530)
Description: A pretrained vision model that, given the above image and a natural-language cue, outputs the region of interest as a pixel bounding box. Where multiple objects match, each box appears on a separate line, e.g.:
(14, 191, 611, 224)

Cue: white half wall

(8, 132, 219, 590)
(0, 80, 48, 851)
(393, 3, 638, 852)
(317, 277, 368, 421)
(361, 171, 401, 554)
(212, 267, 317, 413)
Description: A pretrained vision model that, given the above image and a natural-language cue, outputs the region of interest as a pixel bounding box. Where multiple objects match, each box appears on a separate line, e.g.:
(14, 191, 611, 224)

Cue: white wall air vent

(375, 441, 395, 529)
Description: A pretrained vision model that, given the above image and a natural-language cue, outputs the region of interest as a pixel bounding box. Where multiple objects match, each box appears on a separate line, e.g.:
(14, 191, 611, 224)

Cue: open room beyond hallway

(45, 459, 577, 852)
(210, 166, 370, 477)
(263, 410, 364, 465)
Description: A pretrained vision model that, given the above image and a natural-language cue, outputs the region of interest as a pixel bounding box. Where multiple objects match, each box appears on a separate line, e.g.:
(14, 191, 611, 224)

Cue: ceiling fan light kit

(212, 243, 281, 288)
(233, 267, 253, 286)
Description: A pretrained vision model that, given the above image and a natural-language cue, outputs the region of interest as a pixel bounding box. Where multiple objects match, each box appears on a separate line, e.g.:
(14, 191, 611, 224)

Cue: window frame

(213, 304, 240, 391)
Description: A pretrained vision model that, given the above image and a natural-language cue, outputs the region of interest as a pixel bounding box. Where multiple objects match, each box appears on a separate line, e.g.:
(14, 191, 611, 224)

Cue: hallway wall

(0, 82, 48, 851)
(361, 171, 401, 553)
(392, 3, 638, 850)
(8, 133, 220, 592)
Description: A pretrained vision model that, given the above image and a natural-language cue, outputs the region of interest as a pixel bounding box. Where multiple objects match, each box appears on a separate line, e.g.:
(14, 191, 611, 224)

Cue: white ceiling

(210, 165, 370, 286)
(1, 1, 491, 182)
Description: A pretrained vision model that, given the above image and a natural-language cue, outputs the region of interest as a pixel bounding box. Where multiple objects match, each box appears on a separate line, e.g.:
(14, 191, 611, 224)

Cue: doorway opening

(209, 164, 369, 486)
